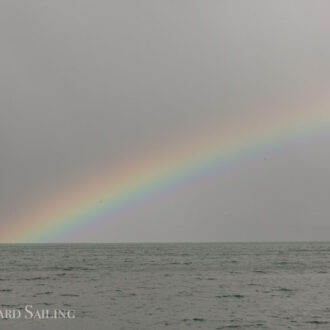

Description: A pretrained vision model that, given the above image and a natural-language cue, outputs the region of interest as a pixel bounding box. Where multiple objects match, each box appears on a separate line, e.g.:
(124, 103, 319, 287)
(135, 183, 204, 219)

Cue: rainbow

(2, 92, 330, 243)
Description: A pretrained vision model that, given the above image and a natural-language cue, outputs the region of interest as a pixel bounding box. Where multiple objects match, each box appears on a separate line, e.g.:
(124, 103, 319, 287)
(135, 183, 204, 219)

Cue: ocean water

(0, 242, 329, 329)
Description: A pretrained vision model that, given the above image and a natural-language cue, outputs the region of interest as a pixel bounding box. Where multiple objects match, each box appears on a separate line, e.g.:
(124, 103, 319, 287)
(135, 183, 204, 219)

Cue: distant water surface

(0, 242, 330, 329)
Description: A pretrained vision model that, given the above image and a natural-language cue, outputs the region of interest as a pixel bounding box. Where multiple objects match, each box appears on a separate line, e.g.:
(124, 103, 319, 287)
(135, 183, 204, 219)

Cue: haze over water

(0, 242, 329, 329)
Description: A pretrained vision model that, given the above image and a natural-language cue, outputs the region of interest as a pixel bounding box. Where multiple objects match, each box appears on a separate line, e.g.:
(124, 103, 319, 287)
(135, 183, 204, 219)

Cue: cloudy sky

(1, 0, 330, 242)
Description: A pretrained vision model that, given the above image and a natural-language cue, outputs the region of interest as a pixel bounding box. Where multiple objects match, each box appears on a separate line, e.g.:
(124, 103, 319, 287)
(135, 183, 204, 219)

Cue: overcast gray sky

(1, 0, 330, 242)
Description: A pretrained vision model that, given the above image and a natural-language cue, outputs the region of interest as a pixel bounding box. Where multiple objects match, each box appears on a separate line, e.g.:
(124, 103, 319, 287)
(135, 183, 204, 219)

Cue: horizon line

(0, 240, 329, 245)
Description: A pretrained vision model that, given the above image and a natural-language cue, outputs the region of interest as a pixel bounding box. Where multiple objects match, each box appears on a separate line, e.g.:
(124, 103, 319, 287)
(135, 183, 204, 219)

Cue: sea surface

(0, 242, 329, 329)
